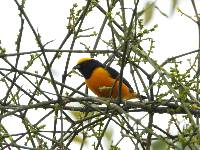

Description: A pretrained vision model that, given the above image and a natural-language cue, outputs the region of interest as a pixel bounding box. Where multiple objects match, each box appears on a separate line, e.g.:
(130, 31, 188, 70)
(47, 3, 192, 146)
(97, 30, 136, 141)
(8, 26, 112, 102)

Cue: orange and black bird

(73, 58, 146, 100)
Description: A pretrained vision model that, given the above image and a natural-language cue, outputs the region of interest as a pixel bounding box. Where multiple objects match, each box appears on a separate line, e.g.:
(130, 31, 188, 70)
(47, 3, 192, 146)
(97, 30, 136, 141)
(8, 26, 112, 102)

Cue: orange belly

(85, 67, 138, 100)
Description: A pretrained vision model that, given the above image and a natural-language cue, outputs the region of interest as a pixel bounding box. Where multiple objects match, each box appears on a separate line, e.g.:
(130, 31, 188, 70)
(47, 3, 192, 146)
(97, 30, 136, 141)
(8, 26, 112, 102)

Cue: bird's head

(73, 58, 93, 70)
(73, 58, 103, 79)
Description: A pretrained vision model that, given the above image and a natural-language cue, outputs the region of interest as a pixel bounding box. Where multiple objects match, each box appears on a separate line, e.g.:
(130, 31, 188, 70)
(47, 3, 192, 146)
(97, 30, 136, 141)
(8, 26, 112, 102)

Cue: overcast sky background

(0, 0, 199, 149)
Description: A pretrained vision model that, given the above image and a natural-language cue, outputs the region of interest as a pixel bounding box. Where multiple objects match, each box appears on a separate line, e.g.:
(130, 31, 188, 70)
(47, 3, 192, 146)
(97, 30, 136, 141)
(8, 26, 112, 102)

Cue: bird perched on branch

(73, 58, 146, 100)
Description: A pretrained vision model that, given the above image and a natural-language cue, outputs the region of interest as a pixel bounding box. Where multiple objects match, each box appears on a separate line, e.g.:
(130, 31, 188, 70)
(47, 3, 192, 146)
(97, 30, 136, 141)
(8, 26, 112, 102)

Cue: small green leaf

(105, 128, 113, 147)
(71, 111, 83, 120)
(109, 145, 121, 150)
(74, 135, 88, 144)
(144, 2, 155, 24)
(151, 140, 168, 150)
(74, 135, 83, 143)
(171, 0, 178, 14)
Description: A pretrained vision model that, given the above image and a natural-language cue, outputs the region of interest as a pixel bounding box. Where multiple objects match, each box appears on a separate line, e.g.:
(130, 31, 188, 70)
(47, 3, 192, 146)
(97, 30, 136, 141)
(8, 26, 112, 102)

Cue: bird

(73, 58, 146, 100)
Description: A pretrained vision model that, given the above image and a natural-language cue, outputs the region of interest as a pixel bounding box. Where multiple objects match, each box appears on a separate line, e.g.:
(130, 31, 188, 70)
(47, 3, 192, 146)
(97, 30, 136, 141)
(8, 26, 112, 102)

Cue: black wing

(105, 66, 134, 92)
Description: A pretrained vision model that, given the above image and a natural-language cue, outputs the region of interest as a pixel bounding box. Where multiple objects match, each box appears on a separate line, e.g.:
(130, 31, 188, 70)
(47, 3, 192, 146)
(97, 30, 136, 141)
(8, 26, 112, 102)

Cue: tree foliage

(0, 0, 200, 150)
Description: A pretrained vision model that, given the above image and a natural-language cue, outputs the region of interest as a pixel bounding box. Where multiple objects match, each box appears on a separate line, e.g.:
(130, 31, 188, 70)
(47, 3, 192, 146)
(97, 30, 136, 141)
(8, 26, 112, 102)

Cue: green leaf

(144, 2, 155, 24)
(74, 135, 83, 144)
(74, 135, 88, 144)
(109, 145, 121, 150)
(171, 0, 178, 14)
(151, 140, 168, 150)
(105, 128, 113, 148)
(105, 128, 113, 140)
(71, 111, 83, 120)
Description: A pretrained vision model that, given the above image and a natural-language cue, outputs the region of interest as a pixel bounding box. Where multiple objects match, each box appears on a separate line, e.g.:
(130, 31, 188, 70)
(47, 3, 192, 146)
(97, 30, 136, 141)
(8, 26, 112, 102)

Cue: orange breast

(85, 67, 138, 100)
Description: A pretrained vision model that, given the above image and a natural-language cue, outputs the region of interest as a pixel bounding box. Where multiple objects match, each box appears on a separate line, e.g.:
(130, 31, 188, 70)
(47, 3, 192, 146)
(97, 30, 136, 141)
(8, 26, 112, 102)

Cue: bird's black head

(73, 58, 104, 79)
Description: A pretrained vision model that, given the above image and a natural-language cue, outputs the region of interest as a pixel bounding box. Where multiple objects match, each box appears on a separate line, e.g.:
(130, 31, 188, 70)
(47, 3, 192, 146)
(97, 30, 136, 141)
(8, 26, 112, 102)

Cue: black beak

(73, 64, 80, 70)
